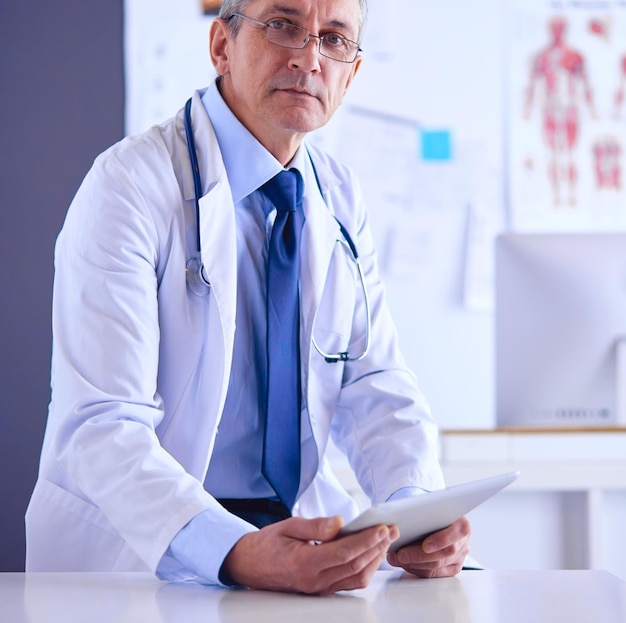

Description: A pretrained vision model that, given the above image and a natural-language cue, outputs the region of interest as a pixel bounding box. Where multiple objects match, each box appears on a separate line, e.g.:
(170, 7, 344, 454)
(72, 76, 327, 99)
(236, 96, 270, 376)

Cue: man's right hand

(221, 516, 399, 595)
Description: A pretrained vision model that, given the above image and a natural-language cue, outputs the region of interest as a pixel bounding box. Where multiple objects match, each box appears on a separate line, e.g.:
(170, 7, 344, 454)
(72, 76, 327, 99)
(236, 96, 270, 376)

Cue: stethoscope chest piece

(186, 257, 211, 297)
(184, 97, 211, 298)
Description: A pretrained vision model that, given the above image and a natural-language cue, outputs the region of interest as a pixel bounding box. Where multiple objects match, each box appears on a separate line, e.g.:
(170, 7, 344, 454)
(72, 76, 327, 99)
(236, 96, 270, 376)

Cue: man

(26, 0, 470, 594)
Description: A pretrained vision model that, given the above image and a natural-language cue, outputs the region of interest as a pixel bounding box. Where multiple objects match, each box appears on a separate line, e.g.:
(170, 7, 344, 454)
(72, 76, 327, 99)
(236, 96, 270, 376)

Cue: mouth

(274, 83, 320, 102)
(279, 88, 316, 98)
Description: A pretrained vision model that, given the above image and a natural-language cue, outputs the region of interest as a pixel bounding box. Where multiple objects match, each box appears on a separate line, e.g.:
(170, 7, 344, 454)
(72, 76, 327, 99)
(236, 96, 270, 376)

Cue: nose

(288, 35, 322, 72)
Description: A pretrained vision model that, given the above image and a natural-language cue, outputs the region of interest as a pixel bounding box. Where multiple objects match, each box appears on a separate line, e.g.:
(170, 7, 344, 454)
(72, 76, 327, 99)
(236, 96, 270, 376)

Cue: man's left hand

(385, 516, 471, 578)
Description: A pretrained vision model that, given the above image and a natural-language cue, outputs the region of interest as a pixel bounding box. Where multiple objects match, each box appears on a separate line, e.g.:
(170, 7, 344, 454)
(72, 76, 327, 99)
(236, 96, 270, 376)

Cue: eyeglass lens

(266, 22, 358, 62)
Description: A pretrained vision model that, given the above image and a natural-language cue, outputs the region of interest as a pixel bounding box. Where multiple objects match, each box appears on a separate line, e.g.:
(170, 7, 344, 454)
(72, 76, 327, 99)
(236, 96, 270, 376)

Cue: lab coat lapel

(299, 156, 357, 480)
(197, 182, 237, 341)
(299, 165, 342, 368)
(185, 90, 237, 404)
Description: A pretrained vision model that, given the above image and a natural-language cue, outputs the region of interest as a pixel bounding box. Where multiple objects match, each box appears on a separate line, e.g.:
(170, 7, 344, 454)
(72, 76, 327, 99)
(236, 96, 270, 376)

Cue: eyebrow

(261, 3, 356, 36)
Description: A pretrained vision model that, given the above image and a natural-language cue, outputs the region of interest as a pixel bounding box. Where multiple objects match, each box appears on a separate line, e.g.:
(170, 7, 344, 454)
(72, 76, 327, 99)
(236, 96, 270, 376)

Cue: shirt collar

(201, 79, 307, 205)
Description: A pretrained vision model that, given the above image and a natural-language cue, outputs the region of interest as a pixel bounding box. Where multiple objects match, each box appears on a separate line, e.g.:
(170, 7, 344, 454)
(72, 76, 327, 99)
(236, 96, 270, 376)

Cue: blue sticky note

(420, 129, 452, 161)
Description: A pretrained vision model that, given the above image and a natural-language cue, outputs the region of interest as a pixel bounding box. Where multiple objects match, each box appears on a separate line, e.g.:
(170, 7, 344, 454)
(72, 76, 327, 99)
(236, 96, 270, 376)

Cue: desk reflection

(371, 573, 471, 623)
(19, 571, 470, 623)
(156, 580, 378, 623)
(13, 569, 624, 623)
(155, 572, 470, 623)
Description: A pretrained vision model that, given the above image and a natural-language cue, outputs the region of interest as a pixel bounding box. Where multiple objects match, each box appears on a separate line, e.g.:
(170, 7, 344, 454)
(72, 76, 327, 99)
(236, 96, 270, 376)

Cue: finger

(387, 545, 441, 568)
(421, 516, 471, 554)
(386, 516, 471, 567)
(389, 540, 468, 569)
(280, 515, 345, 543)
(401, 560, 466, 579)
(313, 527, 395, 594)
(386, 529, 470, 574)
(319, 543, 387, 595)
(312, 525, 394, 570)
(311, 526, 394, 579)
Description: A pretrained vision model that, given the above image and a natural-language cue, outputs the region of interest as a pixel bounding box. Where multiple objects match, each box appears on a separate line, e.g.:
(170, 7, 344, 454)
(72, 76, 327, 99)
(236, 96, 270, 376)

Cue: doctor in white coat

(26, 0, 470, 594)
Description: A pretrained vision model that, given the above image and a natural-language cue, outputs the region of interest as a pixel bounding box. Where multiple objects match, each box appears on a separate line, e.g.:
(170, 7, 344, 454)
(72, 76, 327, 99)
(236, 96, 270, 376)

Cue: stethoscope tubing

(183, 97, 370, 362)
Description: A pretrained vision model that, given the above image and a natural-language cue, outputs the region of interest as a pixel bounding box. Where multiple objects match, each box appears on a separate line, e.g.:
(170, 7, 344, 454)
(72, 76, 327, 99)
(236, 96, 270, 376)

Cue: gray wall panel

(0, 1, 124, 571)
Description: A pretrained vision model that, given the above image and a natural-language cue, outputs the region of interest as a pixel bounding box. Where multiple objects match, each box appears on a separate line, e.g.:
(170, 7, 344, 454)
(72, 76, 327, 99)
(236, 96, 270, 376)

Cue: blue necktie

(261, 169, 305, 510)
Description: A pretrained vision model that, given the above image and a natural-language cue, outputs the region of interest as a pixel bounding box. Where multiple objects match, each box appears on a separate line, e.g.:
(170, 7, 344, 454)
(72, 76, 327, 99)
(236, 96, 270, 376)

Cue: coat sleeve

(327, 166, 445, 504)
(48, 139, 217, 571)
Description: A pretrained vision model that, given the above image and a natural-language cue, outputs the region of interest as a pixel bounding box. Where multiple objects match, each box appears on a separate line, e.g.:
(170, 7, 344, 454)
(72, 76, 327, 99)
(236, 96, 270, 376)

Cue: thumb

(281, 515, 345, 543)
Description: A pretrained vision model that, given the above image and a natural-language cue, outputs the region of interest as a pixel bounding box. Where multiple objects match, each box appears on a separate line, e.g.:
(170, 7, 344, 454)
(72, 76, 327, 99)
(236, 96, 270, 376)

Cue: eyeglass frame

(228, 12, 363, 64)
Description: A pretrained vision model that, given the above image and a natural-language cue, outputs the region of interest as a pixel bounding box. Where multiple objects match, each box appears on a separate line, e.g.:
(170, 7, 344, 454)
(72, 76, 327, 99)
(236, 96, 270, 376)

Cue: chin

(276, 111, 329, 134)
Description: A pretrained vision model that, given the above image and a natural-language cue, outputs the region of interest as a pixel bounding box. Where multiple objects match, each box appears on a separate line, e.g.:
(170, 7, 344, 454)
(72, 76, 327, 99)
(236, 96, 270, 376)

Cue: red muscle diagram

(524, 17, 595, 207)
(593, 136, 622, 190)
(615, 54, 626, 119)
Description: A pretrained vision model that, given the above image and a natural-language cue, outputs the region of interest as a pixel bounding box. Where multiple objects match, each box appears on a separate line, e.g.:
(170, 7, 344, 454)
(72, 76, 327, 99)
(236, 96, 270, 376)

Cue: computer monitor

(495, 233, 626, 428)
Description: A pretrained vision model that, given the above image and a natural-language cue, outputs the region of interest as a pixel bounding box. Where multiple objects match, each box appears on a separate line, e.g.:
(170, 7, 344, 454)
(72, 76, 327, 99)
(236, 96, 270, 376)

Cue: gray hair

(219, 0, 368, 40)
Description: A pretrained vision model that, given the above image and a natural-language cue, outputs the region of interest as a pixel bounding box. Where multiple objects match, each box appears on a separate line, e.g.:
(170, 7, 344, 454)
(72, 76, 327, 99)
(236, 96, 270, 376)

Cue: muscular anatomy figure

(524, 16, 595, 206)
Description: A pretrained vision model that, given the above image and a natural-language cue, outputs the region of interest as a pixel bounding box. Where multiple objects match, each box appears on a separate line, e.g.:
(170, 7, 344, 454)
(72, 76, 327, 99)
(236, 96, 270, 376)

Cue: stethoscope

(183, 98, 370, 363)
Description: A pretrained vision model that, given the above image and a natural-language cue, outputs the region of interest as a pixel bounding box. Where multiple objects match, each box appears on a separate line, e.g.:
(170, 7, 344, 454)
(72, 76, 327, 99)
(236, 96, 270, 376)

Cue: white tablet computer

(340, 471, 519, 552)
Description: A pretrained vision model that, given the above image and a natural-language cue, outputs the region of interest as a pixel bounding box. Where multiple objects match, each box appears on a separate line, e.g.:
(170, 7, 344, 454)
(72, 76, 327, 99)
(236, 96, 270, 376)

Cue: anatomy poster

(508, 0, 626, 230)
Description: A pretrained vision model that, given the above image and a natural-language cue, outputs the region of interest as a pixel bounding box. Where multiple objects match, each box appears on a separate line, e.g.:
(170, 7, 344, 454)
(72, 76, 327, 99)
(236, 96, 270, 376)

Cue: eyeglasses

(230, 13, 362, 64)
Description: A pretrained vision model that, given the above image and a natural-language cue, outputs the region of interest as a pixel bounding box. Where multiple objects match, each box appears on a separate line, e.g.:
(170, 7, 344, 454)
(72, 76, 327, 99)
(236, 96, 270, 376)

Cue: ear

(343, 55, 362, 96)
(210, 18, 231, 76)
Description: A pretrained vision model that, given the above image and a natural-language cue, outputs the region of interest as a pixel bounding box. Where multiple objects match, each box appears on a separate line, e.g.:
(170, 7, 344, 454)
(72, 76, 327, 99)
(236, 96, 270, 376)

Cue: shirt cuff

(157, 506, 258, 586)
(386, 486, 428, 502)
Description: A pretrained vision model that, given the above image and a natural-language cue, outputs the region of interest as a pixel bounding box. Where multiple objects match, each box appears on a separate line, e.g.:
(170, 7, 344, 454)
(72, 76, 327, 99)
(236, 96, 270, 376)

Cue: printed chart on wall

(508, 0, 626, 231)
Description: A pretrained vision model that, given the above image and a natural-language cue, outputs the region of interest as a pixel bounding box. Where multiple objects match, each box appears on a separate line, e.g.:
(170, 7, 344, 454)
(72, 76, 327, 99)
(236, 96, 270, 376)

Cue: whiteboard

(124, 0, 626, 428)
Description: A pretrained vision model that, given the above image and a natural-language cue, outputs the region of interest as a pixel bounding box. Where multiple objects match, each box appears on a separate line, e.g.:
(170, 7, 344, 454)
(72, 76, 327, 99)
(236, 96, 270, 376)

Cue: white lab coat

(25, 90, 444, 574)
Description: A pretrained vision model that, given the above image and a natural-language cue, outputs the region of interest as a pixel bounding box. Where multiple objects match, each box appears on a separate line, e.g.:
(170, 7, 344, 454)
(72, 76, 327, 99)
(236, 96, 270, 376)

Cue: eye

(323, 33, 349, 48)
(267, 19, 290, 31)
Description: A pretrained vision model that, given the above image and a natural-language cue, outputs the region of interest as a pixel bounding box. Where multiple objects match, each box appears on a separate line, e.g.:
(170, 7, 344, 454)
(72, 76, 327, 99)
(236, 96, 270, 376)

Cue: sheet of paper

(124, 0, 216, 136)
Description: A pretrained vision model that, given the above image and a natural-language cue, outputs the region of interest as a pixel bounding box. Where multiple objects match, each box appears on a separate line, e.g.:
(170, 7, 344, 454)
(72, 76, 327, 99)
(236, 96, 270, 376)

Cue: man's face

(210, 0, 362, 160)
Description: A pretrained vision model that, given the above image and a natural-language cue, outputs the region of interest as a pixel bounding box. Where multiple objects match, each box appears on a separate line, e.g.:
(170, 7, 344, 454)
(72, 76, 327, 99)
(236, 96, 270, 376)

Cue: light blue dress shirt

(202, 87, 290, 501)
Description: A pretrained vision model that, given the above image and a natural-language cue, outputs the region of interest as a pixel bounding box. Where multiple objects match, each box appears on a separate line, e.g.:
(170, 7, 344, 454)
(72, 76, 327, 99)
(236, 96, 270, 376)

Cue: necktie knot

(261, 169, 303, 213)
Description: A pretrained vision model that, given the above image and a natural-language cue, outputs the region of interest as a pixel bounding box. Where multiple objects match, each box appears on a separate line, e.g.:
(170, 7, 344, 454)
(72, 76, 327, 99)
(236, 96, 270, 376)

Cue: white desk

(2, 570, 624, 623)
(440, 428, 626, 576)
